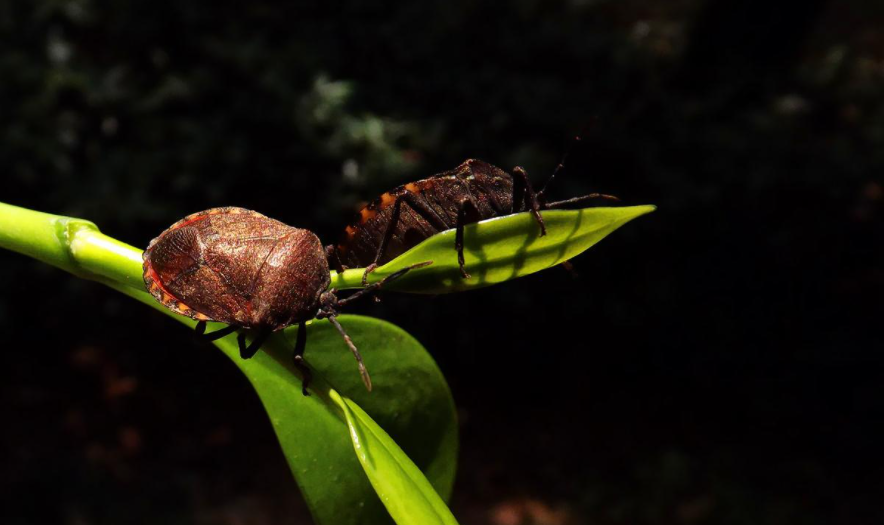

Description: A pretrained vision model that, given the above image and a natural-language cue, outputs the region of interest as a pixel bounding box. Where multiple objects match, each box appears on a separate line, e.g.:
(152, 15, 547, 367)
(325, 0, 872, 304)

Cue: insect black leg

(293, 321, 311, 396)
(361, 191, 449, 286)
(200, 324, 237, 341)
(326, 244, 347, 274)
(236, 332, 252, 359)
(455, 197, 481, 279)
(560, 260, 579, 278)
(402, 191, 451, 230)
(326, 315, 372, 392)
(239, 329, 270, 359)
(192, 321, 207, 343)
(512, 166, 546, 236)
(360, 263, 378, 287)
(545, 193, 620, 209)
(362, 196, 405, 286)
(335, 261, 432, 309)
(237, 331, 248, 357)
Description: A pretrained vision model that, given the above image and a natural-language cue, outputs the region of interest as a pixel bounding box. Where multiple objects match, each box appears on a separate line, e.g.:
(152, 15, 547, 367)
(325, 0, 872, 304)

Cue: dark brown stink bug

(143, 207, 426, 394)
(329, 158, 618, 281)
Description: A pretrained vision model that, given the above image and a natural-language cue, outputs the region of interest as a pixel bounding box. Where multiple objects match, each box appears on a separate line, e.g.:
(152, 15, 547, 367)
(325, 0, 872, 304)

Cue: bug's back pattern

(143, 207, 329, 329)
(337, 159, 515, 268)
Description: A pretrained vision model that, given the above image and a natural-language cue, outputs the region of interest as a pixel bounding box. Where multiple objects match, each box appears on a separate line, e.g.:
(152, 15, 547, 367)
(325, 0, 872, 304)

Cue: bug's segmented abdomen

(335, 159, 518, 268)
(338, 180, 447, 267)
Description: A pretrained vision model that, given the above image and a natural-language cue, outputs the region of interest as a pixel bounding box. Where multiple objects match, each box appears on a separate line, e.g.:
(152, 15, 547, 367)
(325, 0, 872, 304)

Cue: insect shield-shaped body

(143, 207, 424, 394)
(330, 159, 617, 282)
(143, 207, 328, 330)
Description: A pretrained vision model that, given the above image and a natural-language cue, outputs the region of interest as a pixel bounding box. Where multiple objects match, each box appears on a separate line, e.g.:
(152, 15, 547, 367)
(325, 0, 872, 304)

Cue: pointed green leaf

(196, 316, 458, 525)
(329, 205, 656, 293)
(283, 319, 457, 500)
(330, 389, 460, 525)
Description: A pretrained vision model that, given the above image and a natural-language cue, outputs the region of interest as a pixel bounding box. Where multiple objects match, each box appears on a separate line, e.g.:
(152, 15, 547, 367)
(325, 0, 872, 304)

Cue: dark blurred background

(2, 1, 883, 524)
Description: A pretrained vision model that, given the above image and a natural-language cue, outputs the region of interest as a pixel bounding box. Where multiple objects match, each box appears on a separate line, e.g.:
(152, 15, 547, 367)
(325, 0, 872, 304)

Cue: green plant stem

(0, 202, 141, 287)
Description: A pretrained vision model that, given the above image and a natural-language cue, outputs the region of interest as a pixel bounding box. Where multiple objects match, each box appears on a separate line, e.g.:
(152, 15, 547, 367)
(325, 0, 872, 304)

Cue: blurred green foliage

(3, 0, 883, 231)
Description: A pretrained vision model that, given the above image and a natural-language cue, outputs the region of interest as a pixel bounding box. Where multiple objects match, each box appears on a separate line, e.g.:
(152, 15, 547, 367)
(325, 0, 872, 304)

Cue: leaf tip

(619, 204, 657, 221)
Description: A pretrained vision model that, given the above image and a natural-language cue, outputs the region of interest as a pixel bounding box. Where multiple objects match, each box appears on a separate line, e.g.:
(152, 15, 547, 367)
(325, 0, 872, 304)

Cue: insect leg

(545, 193, 620, 209)
(455, 197, 481, 279)
(362, 196, 405, 286)
(200, 324, 237, 341)
(239, 329, 270, 359)
(237, 331, 248, 357)
(560, 260, 579, 278)
(327, 315, 372, 392)
(401, 191, 450, 230)
(361, 192, 447, 286)
(293, 321, 312, 396)
(326, 244, 347, 274)
(512, 167, 547, 236)
(336, 261, 432, 308)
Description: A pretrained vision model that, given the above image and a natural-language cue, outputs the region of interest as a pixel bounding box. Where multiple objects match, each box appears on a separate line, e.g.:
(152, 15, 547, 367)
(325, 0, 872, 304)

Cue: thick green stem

(0, 202, 143, 287)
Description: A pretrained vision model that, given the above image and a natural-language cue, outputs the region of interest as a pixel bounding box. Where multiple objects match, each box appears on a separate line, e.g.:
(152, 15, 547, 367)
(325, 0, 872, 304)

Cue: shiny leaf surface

(330, 390, 459, 525)
(330, 205, 656, 293)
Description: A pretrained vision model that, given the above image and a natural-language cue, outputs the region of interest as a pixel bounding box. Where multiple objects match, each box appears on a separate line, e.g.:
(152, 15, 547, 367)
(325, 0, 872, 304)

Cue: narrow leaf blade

(284, 317, 458, 500)
(330, 390, 460, 525)
(330, 205, 656, 293)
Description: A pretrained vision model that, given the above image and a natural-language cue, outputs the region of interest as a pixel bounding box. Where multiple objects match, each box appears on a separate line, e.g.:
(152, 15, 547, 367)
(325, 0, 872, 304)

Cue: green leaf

(329, 205, 656, 293)
(0, 202, 459, 525)
(201, 316, 458, 525)
(330, 389, 459, 525)
(283, 320, 457, 500)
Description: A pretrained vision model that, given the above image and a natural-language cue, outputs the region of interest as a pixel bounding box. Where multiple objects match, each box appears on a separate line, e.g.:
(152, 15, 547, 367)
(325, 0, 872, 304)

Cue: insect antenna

(326, 314, 372, 392)
(538, 126, 590, 204)
(335, 261, 432, 308)
(323, 261, 432, 392)
(544, 192, 620, 209)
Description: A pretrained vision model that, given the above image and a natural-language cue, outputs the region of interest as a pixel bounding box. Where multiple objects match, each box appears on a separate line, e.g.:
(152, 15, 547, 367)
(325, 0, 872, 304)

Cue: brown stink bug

(328, 158, 618, 282)
(143, 206, 427, 394)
